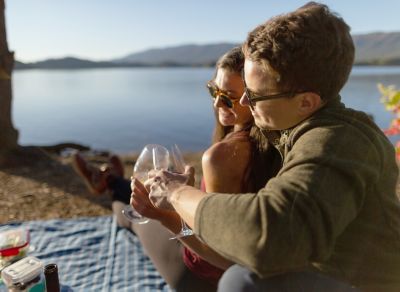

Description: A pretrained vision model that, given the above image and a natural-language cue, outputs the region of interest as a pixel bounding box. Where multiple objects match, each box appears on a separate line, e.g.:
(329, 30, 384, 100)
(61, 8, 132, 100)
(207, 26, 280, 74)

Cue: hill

(16, 57, 121, 70)
(113, 43, 238, 66)
(115, 32, 400, 66)
(353, 32, 400, 64)
(14, 32, 400, 69)
(14, 60, 34, 69)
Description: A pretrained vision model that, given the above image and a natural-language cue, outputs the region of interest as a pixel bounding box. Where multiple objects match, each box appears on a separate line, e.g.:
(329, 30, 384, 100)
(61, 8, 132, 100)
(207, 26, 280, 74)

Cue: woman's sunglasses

(206, 81, 240, 109)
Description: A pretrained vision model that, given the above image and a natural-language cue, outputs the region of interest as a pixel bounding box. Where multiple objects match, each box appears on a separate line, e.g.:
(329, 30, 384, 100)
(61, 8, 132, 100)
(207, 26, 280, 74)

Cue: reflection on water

(12, 66, 400, 153)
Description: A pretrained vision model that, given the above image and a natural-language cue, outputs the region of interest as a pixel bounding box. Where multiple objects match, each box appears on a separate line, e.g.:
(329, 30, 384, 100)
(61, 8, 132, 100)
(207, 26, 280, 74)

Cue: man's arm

(170, 185, 207, 229)
(133, 178, 234, 269)
(187, 125, 383, 277)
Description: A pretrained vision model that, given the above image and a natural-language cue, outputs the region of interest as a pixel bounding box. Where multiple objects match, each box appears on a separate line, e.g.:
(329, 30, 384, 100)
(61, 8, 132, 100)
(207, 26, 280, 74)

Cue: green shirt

(195, 97, 400, 291)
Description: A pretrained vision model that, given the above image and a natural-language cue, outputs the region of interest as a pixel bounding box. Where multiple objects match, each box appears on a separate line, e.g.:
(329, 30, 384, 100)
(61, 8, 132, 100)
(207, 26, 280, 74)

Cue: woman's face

(213, 68, 252, 127)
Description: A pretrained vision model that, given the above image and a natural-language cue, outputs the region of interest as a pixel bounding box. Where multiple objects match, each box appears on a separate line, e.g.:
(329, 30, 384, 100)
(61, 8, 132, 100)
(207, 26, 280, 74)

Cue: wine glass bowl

(122, 144, 169, 224)
(168, 144, 195, 240)
(121, 205, 149, 224)
(122, 143, 194, 239)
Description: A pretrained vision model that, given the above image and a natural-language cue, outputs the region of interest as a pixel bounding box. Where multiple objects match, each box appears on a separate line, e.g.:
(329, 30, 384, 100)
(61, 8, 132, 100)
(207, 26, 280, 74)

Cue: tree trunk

(0, 0, 18, 151)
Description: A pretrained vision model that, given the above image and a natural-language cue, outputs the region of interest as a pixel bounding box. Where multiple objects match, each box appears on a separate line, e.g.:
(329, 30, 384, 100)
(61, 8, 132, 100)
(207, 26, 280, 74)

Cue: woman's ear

(297, 92, 323, 116)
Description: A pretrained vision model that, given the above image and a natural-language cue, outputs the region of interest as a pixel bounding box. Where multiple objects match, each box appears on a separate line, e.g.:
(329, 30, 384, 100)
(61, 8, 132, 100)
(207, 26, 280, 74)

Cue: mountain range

(353, 32, 400, 64)
(15, 32, 400, 70)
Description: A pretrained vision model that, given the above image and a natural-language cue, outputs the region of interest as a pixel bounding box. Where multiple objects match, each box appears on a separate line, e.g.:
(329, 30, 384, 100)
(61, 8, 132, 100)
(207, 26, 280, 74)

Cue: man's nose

(240, 92, 250, 107)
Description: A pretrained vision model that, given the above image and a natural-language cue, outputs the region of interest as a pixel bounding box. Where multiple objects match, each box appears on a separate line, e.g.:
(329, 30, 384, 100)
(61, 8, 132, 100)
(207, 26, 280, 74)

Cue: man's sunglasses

(241, 72, 308, 109)
(244, 88, 309, 110)
(206, 81, 240, 109)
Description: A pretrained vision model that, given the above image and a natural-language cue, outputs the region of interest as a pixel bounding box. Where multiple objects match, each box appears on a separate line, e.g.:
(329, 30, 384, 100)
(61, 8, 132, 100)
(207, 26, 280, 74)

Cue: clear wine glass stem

(181, 219, 189, 231)
(169, 217, 194, 240)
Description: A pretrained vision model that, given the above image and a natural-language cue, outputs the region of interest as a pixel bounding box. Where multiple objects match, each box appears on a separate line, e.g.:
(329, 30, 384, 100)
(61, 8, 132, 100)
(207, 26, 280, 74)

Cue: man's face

(240, 59, 304, 130)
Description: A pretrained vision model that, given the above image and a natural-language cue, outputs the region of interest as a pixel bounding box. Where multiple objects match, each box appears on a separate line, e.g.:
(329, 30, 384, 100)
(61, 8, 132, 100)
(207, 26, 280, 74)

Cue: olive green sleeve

(194, 125, 384, 277)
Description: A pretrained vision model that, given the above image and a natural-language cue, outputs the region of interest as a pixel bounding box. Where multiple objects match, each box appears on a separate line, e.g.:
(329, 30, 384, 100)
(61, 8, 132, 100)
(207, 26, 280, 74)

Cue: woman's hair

(211, 46, 244, 144)
(243, 2, 354, 101)
(210, 47, 280, 192)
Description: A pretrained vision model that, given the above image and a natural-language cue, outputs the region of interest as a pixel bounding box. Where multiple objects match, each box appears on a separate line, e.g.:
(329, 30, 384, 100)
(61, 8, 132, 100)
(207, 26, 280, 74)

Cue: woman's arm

(159, 208, 234, 270)
(131, 179, 234, 269)
(132, 138, 251, 269)
(169, 138, 252, 269)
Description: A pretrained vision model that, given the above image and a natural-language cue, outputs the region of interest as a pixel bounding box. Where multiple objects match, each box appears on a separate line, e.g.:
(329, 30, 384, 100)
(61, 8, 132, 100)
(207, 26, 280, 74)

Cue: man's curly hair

(243, 2, 355, 101)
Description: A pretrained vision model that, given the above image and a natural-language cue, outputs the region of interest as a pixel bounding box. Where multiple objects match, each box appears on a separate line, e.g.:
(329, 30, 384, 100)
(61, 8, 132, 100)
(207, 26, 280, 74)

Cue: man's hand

(130, 178, 172, 220)
(145, 166, 195, 210)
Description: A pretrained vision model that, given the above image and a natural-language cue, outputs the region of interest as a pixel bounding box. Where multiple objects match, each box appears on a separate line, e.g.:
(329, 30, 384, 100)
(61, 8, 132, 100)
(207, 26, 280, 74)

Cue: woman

(73, 47, 280, 291)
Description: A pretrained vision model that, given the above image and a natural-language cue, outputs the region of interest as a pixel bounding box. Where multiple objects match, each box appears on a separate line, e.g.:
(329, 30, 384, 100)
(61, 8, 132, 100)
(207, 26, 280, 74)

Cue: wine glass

(168, 144, 195, 240)
(122, 144, 169, 224)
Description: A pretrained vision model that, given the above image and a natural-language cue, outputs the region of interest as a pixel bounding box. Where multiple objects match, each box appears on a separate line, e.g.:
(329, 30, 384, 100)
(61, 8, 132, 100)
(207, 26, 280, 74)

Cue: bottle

(44, 264, 60, 292)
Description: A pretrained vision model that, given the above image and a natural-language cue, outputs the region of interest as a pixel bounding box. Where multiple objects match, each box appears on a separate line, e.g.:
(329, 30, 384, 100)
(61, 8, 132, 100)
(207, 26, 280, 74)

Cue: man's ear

(297, 92, 323, 116)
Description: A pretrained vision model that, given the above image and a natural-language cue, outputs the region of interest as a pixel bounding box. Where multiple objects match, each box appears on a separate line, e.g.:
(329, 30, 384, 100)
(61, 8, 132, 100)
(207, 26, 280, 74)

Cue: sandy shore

(0, 146, 203, 223)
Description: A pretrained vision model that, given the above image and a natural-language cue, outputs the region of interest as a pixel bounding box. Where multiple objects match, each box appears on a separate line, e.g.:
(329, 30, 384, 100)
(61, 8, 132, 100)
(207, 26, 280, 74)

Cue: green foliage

(378, 83, 400, 159)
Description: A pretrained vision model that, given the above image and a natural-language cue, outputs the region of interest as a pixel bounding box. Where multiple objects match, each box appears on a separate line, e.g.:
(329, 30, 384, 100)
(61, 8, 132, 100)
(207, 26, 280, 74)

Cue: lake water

(12, 66, 400, 154)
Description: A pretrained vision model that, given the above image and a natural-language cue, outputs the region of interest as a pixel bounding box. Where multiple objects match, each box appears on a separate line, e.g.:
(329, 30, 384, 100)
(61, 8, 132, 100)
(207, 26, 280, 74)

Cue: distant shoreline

(14, 57, 218, 71)
(13, 61, 400, 71)
(13, 32, 400, 69)
(14, 58, 400, 70)
(13, 64, 215, 70)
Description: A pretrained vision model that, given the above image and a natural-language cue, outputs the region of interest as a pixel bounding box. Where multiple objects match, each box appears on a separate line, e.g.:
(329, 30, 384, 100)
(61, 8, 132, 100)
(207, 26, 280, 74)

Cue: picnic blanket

(0, 216, 171, 292)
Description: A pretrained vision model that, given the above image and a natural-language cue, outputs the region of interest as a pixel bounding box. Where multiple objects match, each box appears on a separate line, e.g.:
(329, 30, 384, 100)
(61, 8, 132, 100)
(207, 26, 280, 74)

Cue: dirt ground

(0, 146, 203, 223)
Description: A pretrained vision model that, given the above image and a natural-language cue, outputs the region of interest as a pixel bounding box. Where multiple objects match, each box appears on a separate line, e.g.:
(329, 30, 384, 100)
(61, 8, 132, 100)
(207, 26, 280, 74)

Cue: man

(134, 2, 400, 291)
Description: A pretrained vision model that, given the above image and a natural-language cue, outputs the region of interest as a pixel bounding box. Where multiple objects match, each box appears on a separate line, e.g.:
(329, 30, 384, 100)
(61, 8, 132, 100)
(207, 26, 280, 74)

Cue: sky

(5, 0, 400, 62)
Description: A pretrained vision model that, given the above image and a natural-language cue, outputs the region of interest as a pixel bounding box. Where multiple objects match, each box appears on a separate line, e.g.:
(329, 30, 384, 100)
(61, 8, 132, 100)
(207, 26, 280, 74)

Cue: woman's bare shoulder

(202, 137, 251, 171)
(201, 136, 252, 193)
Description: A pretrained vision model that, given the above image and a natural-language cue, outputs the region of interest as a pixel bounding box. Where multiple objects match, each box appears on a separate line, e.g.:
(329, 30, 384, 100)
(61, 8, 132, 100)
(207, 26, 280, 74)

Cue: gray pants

(218, 265, 360, 292)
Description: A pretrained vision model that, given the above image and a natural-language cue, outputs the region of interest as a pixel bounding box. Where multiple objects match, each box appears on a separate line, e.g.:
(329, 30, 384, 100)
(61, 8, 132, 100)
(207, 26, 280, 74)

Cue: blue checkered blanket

(0, 216, 171, 292)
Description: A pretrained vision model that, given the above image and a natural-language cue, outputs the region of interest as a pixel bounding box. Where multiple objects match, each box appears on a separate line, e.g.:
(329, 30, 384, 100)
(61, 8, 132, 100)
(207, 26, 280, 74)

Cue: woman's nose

(214, 95, 225, 108)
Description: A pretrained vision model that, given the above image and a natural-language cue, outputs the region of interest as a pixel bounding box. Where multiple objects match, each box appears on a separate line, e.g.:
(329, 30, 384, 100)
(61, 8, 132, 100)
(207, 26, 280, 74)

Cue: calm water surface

(12, 66, 400, 153)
